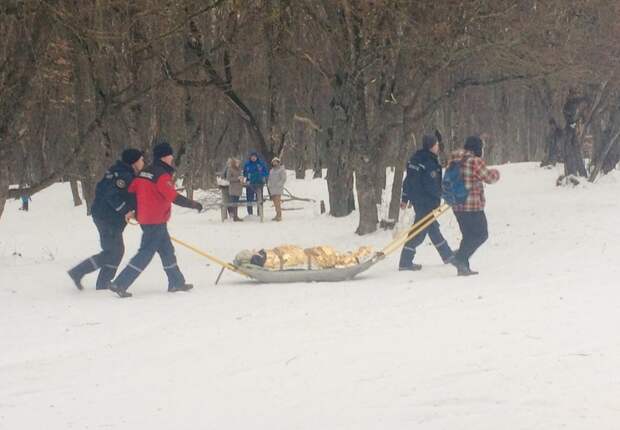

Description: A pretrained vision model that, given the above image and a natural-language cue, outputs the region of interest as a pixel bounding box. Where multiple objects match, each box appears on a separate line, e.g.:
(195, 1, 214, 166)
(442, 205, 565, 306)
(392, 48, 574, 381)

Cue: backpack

(442, 161, 469, 206)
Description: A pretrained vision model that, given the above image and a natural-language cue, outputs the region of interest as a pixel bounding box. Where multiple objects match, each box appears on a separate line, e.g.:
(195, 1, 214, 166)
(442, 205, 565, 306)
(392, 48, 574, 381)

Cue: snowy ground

(1, 163, 620, 429)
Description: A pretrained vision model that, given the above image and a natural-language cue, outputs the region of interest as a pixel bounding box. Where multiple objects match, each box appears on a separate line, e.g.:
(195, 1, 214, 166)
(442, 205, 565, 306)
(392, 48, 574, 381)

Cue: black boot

(399, 263, 422, 271)
(168, 283, 194, 293)
(67, 269, 85, 290)
(454, 258, 478, 276)
(398, 247, 420, 271)
(443, 254, 456, 265)
(457, 266, 478, 276)
(109, 283, 132, 298)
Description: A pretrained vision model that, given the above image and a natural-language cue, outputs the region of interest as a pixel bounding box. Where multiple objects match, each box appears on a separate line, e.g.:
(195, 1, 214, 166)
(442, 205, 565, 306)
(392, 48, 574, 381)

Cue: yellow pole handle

(382, 207, 439, 253)
(381, 204, 450, 256)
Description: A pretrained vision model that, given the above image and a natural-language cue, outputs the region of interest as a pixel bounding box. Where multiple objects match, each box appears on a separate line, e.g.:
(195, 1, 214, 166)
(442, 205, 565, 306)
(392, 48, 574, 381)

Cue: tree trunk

(313, 130, 323, 178)
(326, 155, 355, 217)
(562, 126, 587, 177)
(325, 75, 356, 217)
(388, 166, 405, 221)
(354, 81, 379, 236)
(540, 118, 563, 167)
(0, 157, 9, 218)
(70, 179, 83, 206)
(589, 100, 620, 181)
(388, 116, 413, 222)
(82, 176, 96, 215)
(602, 144, 620, 174)
(264, 0, 290, 160)
(589, 129, 620, 182)
(561, 92, 588, 177)
(355, 165, 379, 235)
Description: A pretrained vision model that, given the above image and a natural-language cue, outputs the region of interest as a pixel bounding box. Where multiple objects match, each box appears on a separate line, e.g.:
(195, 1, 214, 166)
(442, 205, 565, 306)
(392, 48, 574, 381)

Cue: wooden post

(220, 186, 230, 222)
(257, 186, 264, 223)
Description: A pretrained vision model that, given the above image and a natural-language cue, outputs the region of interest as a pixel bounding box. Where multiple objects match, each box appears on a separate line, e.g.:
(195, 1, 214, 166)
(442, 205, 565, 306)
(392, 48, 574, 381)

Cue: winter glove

(193, 201, 203, 213)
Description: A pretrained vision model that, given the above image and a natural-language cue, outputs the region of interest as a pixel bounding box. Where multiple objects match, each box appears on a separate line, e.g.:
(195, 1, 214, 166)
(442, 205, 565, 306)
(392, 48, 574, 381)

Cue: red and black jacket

(129, 160, 196, 224)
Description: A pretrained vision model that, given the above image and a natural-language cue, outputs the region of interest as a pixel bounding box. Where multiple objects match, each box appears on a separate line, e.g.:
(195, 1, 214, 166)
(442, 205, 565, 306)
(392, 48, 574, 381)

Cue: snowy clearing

(1, 163, 620, 429)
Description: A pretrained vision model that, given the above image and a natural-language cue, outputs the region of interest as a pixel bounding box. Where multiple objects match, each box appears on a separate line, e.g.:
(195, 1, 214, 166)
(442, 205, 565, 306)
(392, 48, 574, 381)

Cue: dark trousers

(399, 205, 453, 267)
(228, 195, 240, 219)
(454, 211, 488, 268)
(113, 224, 185, 291)
(245, 184, 263, 215)
(69, 218, 125, 290)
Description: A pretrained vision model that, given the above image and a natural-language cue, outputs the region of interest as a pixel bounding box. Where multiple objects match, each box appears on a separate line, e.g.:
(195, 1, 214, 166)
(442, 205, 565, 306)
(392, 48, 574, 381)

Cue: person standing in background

(242, 151, 269, 216)
(267, 157, 286, 222)
(225, 158, 244, 222)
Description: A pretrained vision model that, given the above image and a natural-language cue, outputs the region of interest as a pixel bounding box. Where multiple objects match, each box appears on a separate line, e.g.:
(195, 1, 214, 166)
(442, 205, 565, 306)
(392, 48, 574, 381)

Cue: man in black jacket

(68, 149, 144, 290)
(399, 135, 454, 271)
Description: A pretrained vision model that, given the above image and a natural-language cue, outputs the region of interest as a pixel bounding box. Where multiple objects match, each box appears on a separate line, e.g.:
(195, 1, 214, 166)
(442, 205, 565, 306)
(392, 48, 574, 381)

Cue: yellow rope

(170, 236, 251, 278)
(128, 218, 250, 277)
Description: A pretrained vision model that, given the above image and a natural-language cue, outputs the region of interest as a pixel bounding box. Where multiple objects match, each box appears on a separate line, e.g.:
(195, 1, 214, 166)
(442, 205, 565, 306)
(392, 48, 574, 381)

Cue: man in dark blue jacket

(399, 135, 454, 271)
(68, 149, 145, 290)
(243, 151, 269, 216)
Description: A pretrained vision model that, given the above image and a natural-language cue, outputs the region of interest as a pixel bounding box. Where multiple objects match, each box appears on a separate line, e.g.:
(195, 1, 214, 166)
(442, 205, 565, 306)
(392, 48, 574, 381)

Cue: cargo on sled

(232, 245, 379, 283)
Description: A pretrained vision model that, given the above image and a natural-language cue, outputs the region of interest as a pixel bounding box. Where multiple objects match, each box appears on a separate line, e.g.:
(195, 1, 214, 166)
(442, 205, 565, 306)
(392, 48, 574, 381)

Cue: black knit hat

(464, 136, 483, 157)
(422, 134, 438, 151)
(121, 148, 143, 165)
(153, 141, 174, 159)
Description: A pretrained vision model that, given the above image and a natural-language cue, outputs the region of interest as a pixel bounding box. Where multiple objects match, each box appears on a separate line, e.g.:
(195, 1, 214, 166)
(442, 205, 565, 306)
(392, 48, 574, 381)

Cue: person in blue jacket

(20, 193, 31, 211)
(399, 134, 454, 271)
(243, 151, 269, 216)
(68, 149, 145, 290)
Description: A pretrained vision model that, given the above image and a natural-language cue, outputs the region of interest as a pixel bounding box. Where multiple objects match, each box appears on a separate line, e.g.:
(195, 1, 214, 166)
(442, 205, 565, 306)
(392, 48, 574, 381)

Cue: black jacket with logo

(401, 149, 442, 211)
(91, 160, 136, 228)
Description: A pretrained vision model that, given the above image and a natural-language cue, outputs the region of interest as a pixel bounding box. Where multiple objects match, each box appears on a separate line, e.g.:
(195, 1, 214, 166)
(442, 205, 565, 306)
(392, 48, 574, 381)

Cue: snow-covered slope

(1, 163, 619, 429)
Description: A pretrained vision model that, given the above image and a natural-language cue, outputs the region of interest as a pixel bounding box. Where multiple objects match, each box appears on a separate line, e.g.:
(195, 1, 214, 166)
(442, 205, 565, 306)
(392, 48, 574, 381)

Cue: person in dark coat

(398, 134, 454, 271)
(68, 148, 145, 290)
(242, 151, 269, 216)
(109, 140, 203, 298)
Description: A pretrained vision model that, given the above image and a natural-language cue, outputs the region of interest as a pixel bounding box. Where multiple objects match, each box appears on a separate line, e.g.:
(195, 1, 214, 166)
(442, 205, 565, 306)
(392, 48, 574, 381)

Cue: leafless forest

(1, 0, 619, 234)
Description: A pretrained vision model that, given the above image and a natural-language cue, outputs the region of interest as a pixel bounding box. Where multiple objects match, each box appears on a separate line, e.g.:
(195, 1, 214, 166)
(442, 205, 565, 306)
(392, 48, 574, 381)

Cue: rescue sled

(234, 254, 381, 284)
(171, 204, 450, 284)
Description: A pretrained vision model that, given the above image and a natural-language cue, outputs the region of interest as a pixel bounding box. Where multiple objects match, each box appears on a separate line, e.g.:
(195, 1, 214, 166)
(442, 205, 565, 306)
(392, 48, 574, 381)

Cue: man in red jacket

(109, 141, 203, 298)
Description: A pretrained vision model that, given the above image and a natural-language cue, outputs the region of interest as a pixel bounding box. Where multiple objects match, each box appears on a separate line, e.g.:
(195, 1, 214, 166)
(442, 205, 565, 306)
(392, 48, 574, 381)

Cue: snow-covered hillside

(1, 163, 619, 429)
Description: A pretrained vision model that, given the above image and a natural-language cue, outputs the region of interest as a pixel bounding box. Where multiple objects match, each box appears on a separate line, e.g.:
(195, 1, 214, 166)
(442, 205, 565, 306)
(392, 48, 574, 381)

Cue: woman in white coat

(267, 157, 286, 221)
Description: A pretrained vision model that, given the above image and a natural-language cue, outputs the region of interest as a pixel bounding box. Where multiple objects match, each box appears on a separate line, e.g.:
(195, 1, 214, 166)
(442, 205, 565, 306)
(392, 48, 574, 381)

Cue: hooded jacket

(243, 153, 269, 185)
